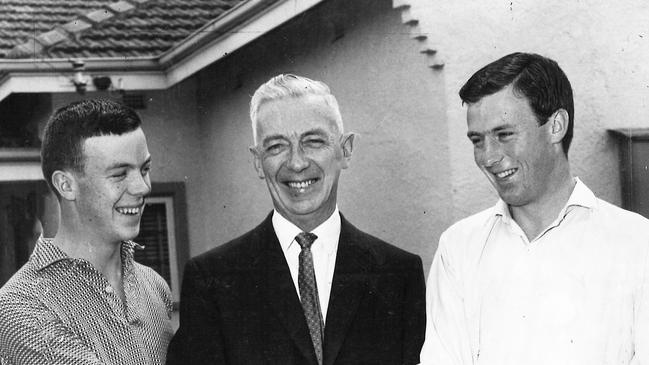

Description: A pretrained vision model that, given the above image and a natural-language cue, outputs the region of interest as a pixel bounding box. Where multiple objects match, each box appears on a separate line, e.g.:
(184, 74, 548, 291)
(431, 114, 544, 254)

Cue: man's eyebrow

(467, 124, 517, 138)
(106, 156, 151, 171)
(491, 124, 516, 132)
(261, 134, 286, 146)
(106, 162, 131, 170)
(302, 128, 328, 137)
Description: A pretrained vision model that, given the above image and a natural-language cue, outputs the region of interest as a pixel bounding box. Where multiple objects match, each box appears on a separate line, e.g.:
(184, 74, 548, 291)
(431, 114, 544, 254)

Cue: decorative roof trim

(7, 0, 149, 59)
(0, 0, 326, 101)
(392, 0, 444, 69)
(159, 0, 281, 67)
(165, 0, 324, 85)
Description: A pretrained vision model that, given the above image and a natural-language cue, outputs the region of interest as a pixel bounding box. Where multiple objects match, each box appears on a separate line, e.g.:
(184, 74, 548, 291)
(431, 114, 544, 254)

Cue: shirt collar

(272, 207, 341, 254)
(32, 235, 143, 271)
(493, 177, 597, 222)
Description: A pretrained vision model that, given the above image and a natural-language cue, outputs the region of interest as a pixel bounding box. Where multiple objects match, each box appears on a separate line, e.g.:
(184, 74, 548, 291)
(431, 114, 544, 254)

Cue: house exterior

(1, 0, 648, 294)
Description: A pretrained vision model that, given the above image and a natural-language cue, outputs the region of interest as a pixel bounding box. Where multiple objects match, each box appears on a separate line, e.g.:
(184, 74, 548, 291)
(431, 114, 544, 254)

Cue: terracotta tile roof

(0, 0, 244, 59)
(0, 0, 110, 58)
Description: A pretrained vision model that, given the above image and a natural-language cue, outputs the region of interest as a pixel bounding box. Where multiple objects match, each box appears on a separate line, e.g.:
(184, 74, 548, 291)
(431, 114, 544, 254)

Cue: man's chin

(500, 194, 529, 207)
(117, 228, 140, 243)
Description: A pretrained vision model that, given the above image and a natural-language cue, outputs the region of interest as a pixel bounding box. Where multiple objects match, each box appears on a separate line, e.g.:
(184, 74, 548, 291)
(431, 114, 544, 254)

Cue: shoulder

(187, 218, 271, 274)
(133, 262, 172, 298)
(433, 206, 498, 263)
(594, 198, 649, 227)
(442, 206, 495, 239)
(0, 264, 47, 358)
(340, 217, 422, 268)
(0, 262, 40, 310)
(590, 198, 649, 242)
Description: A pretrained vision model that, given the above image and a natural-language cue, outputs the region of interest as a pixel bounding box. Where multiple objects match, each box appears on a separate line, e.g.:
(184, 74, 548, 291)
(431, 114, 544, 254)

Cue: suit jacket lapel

(323, 216, 371, 365)
(259, 214, 319, 365)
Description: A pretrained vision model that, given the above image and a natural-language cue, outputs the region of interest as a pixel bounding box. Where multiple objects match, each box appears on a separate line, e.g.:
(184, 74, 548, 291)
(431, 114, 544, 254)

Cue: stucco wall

(406, 0, 649, 220)
(192, 0, 451, 268)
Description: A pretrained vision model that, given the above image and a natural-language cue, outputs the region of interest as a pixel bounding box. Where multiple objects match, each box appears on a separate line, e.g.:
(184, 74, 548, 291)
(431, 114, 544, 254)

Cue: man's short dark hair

(41, 98, 142, 197)
(459, 52, 574, 154)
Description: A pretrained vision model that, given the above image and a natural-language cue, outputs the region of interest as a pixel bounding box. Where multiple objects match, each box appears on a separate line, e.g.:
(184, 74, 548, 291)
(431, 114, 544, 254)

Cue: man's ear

(249, 146, 265, 179)
(340, 132, 356, 169)
(52, 170, 76, 201)
(549, 109, 569, 145)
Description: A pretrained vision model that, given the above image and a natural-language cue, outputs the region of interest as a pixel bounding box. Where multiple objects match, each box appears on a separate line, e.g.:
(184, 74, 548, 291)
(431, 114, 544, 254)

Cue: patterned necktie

(295, 232, 324, 365)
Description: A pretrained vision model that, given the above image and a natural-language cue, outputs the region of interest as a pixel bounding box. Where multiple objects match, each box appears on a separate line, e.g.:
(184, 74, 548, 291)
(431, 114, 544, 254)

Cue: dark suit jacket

(166, 213, 426, 365)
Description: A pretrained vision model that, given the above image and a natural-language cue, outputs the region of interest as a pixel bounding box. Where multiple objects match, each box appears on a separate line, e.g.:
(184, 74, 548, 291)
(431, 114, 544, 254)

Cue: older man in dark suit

(166, 74, 426, 365)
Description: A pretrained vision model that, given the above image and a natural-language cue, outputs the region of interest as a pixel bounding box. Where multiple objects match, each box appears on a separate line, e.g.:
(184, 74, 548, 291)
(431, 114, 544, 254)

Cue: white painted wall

(406, 0, 649, 220)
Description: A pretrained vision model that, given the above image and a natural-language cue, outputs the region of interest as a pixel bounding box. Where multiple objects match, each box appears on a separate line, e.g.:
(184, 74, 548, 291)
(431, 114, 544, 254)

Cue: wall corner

(392, 0, 444, 69)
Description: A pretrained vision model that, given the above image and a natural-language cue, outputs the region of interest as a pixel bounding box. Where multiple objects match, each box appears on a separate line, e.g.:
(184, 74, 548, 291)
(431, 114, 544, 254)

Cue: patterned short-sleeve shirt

(0, 237, 174, 365)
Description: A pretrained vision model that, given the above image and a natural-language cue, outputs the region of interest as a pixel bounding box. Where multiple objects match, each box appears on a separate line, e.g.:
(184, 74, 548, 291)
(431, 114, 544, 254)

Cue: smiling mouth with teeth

(495, 168, 517, 179)
(116, 206, 142, 216)
(286, 179, 317, 192)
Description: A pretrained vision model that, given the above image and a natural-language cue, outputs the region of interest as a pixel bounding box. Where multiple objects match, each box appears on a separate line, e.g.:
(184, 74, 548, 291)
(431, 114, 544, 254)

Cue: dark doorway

(0, 180, 51, 286)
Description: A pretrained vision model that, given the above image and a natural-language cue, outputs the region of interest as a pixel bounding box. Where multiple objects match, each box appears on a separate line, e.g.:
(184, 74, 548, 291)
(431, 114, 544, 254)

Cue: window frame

(147, 182, 190, 307)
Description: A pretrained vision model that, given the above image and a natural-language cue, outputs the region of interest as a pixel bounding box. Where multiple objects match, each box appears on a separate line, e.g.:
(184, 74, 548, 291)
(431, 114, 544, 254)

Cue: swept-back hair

(249, 74, 343, 144)
(459, 52, 574, 154)
(41, 98, 142, 197)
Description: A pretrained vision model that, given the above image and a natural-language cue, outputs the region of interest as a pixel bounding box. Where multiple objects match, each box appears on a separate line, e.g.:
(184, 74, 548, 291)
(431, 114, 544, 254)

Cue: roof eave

(0, 57, 159, 72)
(163, 0, 326, 86)
(0, 57, 164, 101)
(158, 0, 282, 68)
(0, 0, 327, 101)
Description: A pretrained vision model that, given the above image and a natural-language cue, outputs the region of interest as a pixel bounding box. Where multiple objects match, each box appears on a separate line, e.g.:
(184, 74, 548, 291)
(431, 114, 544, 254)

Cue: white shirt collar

(494, 177, 597, 229)
(272, 207, 341, 254)
(493, 177, 596, 221)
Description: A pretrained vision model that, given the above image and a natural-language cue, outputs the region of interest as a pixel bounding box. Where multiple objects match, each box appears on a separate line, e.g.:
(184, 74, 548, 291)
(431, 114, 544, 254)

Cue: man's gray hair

(249, 74, 343, 145)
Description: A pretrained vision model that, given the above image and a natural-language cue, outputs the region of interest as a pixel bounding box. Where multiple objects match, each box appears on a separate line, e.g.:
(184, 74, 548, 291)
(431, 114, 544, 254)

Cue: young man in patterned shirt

(0, 99, 174, 365)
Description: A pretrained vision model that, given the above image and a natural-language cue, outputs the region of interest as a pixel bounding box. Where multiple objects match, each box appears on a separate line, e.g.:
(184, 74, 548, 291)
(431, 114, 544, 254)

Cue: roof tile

(8, 39, 44, 58)
(1, 0, 245, 59)
(35, 28, 67, 47)
(107, 1, 135, 14)
(61, 19, 92, 34)
(84, 8, 115, 24)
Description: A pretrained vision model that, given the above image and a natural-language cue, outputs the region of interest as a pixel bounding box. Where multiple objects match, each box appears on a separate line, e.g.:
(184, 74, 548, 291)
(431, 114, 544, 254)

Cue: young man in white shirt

(420, 52, 649, 365)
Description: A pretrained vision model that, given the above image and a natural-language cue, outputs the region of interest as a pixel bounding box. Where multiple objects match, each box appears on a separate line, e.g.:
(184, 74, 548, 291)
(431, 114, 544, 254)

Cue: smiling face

(467, 85, 558, 208)
(251, 95, 353, 231)
(72, 127, 152, 244)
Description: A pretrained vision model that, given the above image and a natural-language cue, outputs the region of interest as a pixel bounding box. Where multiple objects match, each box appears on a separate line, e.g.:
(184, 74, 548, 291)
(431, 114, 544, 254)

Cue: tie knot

(295, 232, 318, 249)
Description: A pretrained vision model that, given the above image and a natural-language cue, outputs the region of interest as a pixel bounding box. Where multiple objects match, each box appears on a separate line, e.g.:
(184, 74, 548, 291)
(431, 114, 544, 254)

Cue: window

(133, 182, 189, 304)
(0, 93, 51, 149)
(134, 196, 181, 301)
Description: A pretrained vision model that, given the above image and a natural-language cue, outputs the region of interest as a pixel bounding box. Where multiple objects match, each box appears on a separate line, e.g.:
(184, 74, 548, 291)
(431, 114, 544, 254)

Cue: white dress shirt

(420, 178, 649, 365)
(273, 208, 340, 323)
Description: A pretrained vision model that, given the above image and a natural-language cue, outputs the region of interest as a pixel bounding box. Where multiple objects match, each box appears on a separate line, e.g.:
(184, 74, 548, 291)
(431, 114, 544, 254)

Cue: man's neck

(278, 206, 337, 233)
(52, 224, 123, 283)
(510, 166, 576, 241)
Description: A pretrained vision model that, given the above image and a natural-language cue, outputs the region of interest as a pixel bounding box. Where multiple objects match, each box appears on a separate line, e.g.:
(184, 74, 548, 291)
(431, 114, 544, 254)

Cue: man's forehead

(256, 97, 340, 138)
(81, 128, 149, 166)
(82, 127, 144, 144)
(467, 88, 533, 130)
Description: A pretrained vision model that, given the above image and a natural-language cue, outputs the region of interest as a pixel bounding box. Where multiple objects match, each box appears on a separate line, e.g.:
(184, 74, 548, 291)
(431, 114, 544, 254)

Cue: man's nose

(287, 145, 309, 171)
(482, 138, 504, 167)
(130, 172, 151, 196)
